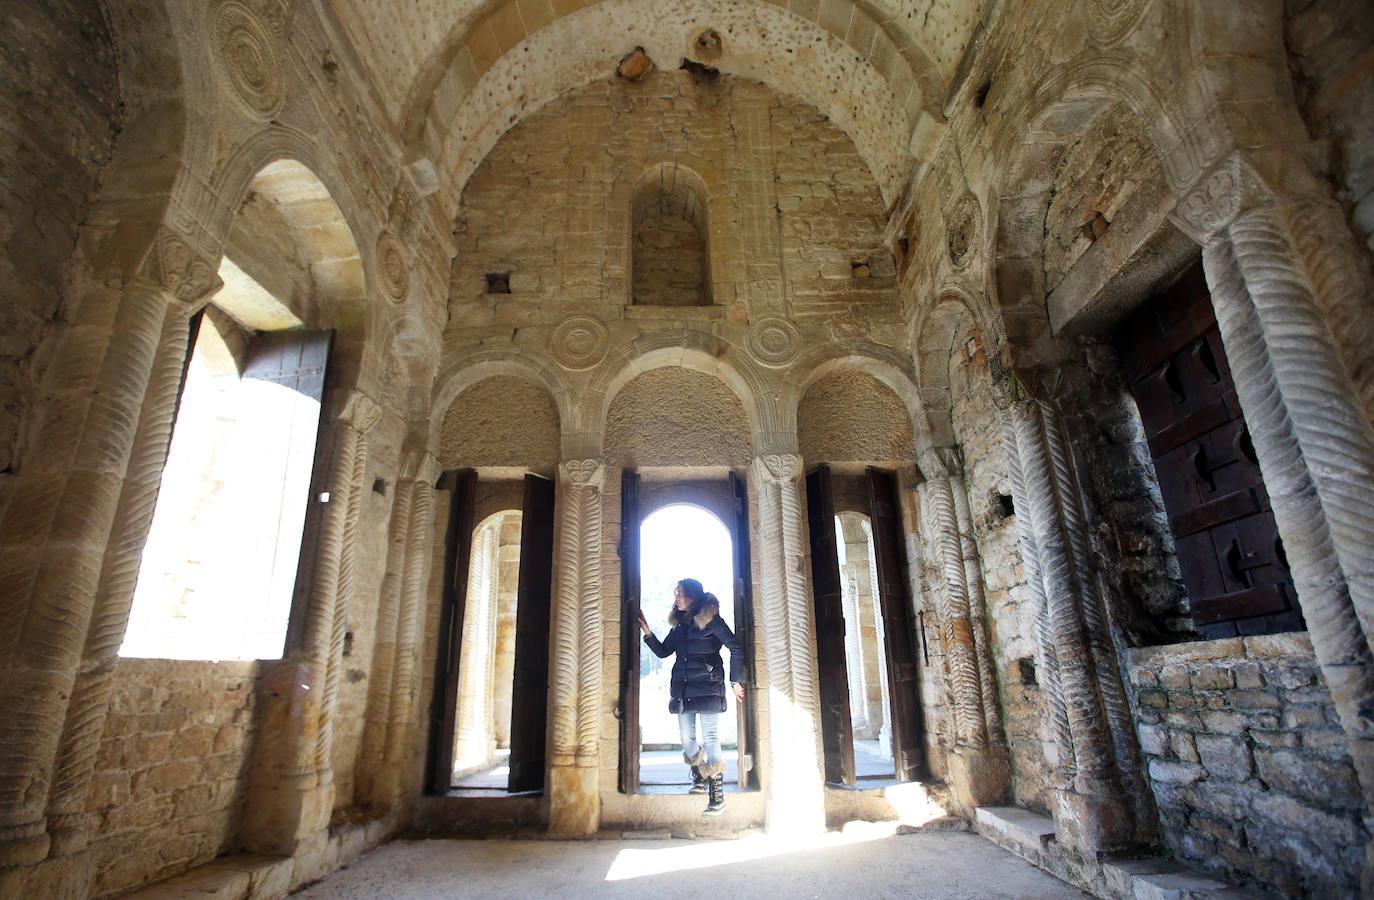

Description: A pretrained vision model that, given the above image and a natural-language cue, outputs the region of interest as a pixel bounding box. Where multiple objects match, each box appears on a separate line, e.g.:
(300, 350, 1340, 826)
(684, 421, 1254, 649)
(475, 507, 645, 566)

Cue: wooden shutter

(729, 470, 757, 789)
(617, 469, 642, 794)
(507, 474, 555, 793)
(427, 468, 476, 794)
(1115, 261, 1302, 637)
(805, 464, 856, 786)
(866, 467, 924, 782)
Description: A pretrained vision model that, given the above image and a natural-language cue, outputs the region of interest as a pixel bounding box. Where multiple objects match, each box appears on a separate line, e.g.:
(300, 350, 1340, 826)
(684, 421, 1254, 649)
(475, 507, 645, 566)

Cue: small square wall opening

(485, 271, 511, 294)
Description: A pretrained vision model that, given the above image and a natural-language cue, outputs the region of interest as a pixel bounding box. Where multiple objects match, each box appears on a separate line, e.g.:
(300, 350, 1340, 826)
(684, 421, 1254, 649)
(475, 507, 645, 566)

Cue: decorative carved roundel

(747, 316, 802, 367)
(1087, 0, 1148, 47)
(212, 1, 286, 120)
(550, 315, 609, 370)
(946, 193, 981, 269)
(376, 232, 409, 302)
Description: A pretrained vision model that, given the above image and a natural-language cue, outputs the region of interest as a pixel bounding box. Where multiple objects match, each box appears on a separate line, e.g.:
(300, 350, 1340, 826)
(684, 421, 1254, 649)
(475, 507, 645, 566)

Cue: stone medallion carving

(376, 232, 409, 302)
(946, 193, 981, 269)
(747, 316, 802, 367)
(1086, 0, 1149, 47)
(550, 315, 609, 370)
(211, 1, 286, 120)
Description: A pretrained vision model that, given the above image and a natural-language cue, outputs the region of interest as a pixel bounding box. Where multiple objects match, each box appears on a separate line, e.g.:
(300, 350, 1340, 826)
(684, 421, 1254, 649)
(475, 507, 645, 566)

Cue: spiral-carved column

(0, 229, 218, 867)
(1201, 202, 1374, 806)
(45, 303, 195, 855)
(356, 468, 416, 809)
(1009, 396, 1130, 852)
(547, 459, 604, 835)
(752, 453, 824, 836)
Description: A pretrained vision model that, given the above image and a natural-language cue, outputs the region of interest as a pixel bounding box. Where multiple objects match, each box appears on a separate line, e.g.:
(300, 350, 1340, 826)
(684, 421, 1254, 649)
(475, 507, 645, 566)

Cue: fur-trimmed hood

(670, 595, 719, 630)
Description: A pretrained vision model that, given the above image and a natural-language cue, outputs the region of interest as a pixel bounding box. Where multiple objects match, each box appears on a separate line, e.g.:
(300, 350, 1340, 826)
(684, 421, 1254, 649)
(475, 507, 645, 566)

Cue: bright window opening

(836, 512, 896, 780)
(120, 316, 327, 661)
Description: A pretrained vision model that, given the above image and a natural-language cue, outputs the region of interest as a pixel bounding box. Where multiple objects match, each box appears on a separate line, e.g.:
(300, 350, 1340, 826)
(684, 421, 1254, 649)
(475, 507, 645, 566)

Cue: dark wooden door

(617, 469, 641, 793)
(729, 470, 757, 789)
(427, 468, 476, 795)
(805, 464, 856, 786)
(1115, 260, 1302, 637)
(508, 474, 556, 793)
(867, 467, 924, 782)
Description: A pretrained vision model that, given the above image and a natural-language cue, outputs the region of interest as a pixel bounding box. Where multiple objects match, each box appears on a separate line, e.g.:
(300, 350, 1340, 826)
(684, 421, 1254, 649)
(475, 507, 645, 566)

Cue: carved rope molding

(0, 283, 172, 861)
(384, 462, 438, 782)
(44, 304, 194, 854)
(950, 476, 1007, 750)
(752, 454, 824, 828)
(551, 459, 604, 766)
(1204, 209, 1374, 791)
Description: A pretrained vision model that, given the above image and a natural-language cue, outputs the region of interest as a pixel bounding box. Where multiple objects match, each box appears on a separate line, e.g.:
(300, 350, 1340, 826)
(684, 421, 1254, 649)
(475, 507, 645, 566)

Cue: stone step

(118, 854, 292, 900)
(974, 805, 1057, 850)
(1102, 857, 1263, 900)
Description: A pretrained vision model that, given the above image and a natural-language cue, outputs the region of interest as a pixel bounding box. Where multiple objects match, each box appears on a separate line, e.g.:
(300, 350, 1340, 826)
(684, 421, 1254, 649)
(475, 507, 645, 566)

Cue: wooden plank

(805, 464, 856, 786)
(729, 469, 757, 789)
(618, 469, 641, 794)
(508, 474, 555, 793)
(867, 467, 924, 783)
(428, 469, 476, 795)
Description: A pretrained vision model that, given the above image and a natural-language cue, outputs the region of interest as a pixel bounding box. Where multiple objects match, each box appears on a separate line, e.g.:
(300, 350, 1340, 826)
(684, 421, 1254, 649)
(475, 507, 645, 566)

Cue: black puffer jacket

(644, 596, 746, 714)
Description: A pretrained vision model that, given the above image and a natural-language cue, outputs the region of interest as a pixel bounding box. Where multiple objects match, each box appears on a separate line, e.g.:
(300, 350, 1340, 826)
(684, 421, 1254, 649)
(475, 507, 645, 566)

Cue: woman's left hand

(732, 682, 745, 701)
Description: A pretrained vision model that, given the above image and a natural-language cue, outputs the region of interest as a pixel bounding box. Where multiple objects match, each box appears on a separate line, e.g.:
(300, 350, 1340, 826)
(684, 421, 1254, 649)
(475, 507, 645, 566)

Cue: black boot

(702, 771, 725, 817)
(689, 766, 707, 795)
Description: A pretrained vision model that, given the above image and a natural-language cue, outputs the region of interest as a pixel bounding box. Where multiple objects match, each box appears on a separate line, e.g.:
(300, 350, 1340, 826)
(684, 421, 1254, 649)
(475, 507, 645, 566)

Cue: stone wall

(948, 323, 1048, 812)
(798, 371, 916, 464)
(1286, 0, 1374, 253)
(632, 214, 707, 307)
(0, 0, 120, 510)
(604, 367, 752, 468)
(87, 660, 261, 898)
(1126, 634, 1369, 897)
(440, 376, 562, 468)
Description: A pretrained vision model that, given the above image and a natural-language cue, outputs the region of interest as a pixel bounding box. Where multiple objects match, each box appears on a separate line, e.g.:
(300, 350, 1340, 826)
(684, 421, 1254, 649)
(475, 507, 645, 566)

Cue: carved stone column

(1006, 395, 1138, 853)
(0, 230, 219, 868)
(357, 450, 438, 811)
(751, 453, 825, 835)
(1175, 164, 1374, 818)
(547, 459, 604, 835)
(915, 446, 1008, 811)
(241, 391, 380, 855)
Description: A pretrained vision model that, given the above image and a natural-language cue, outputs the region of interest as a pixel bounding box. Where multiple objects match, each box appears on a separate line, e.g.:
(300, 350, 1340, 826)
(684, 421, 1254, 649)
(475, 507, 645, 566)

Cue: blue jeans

(678, 711, 721, 766)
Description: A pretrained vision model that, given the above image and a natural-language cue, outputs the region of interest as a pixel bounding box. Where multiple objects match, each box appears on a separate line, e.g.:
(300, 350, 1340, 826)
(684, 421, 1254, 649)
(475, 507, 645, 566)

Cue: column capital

(559, 458, 605, 490)
(399, 449, 441, 485)
(1169, 150, 1328, 245)
(754, 453, 803, 482)
(917, 445, 963, 481)
(130, 226, 224, 305)
(338, 391, 382, 433)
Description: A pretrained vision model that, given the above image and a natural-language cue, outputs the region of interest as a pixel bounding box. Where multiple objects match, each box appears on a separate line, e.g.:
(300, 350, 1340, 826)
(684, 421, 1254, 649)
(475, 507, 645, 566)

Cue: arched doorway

(636, 504, 742, 787)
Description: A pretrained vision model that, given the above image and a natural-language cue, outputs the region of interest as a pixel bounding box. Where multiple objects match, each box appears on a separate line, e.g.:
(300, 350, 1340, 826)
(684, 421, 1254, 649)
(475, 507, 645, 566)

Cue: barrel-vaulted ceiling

(329, 0, 987, 207)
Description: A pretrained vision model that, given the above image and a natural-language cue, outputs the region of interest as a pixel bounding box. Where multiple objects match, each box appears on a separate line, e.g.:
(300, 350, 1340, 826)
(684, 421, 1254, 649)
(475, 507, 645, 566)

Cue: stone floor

(297, 829, 1087, 899)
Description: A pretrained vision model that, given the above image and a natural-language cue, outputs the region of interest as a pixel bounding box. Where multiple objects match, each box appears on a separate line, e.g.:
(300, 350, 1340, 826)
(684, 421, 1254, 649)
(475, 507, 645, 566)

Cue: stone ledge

(1101, 857, 1263, 900)
(974, 806, 1056, 850)
(118, 853, 292, 900)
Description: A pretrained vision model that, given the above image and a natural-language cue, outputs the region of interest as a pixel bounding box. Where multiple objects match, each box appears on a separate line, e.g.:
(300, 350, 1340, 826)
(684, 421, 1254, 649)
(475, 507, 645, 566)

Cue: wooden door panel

(508, 474, 555, 793)
(729, 470, 757, 789)
(867, 467, 924, 783)
(1115, 259, 1302, 637)
(618, 469, 641, 794)
(428, 469, 476, 794)
(805, 465, 856, 786)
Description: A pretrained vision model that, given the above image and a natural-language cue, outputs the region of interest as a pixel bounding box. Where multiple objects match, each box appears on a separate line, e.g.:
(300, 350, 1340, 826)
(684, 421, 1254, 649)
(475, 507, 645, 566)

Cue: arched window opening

(451, 510, 523, 786)
(637, 504, 741, 787)
(836, 512, 896, 779)
(121, 283, 328, 661)
(631, 163, 712, 307)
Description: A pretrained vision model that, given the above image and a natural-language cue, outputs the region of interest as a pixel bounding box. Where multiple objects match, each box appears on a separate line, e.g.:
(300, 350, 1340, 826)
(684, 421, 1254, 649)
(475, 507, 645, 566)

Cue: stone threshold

(119, 815, 394, 900)
(974, 806, 1262, 899)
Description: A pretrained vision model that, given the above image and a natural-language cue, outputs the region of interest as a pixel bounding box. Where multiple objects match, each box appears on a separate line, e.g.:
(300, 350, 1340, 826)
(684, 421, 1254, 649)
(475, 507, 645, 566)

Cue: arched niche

(605, 367, 752, 468)
(631, 163, 711, 307)
(797, 370, 916, 465)
(439, 375, 561, 471)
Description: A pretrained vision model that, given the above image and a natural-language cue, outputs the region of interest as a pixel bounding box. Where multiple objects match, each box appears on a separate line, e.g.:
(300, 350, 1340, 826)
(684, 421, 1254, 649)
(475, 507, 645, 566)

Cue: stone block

(1231, 661, 1263, 689)
(1172, 732, 1200, 763)
(1137, 723, 1169, 757)
(1243, 633, 1312, 658)
(1254, 748, 1362, 809)
(1199, 710, 1245, 736)
(1149, 758, 1205, 785)
(1191, 664, 1235, 691)
(1196, 735, 1251, 781)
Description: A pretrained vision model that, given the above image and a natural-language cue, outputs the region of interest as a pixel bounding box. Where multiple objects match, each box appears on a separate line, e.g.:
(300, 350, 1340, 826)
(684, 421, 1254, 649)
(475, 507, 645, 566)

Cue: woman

(638, 578, 746, 816)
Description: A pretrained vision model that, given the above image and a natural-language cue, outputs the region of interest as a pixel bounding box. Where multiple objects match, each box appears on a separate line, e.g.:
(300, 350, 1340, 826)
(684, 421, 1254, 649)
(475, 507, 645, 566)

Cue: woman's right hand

(637, 610, 651, 636)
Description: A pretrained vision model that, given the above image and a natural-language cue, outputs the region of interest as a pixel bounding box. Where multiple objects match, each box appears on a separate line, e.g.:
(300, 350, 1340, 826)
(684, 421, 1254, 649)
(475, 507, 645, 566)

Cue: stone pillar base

(947, 746, 1011, 814)
(0, 848, 93, 900)
(0, 824, 50, 867)
(1053, 784, 1131, 855)
(547, 765, 599, 835)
